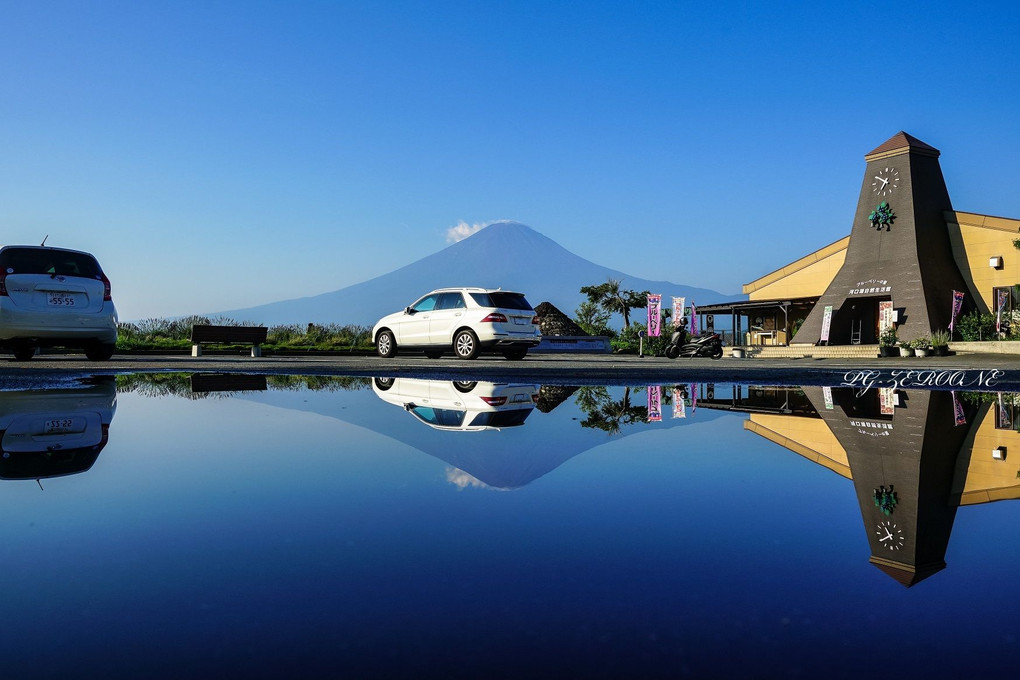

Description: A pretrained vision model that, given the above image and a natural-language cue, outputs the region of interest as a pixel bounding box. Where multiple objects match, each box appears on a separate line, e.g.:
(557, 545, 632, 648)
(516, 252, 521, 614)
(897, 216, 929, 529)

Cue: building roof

(865, 131, 940, 159)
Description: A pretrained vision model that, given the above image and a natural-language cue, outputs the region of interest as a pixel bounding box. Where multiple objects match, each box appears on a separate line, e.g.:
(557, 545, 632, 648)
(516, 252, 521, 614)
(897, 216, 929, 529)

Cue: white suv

(373, 287, 541, 360)
(0, 245, 119, 361)
(372, 377, 539, 431)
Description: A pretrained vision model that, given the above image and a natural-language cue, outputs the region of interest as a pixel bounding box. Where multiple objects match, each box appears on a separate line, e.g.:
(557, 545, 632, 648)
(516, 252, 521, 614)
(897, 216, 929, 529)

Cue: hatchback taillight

(480, 396, 507, 406)
(99, 272, 112, 302)
(481, 313, 507, 323)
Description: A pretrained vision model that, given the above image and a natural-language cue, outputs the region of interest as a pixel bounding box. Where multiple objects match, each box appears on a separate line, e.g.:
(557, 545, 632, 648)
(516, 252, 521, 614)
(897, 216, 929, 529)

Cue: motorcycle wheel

(712, 348, 723, 359)
(665, 345, 680, 359)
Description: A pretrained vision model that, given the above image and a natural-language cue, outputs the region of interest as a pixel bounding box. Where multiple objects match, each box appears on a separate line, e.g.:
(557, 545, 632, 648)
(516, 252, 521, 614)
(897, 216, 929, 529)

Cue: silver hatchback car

(0, 245, 118, 361)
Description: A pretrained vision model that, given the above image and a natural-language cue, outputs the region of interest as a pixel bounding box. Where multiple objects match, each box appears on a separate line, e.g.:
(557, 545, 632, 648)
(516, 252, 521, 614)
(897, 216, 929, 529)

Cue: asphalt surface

(0, 350, 1018, 390)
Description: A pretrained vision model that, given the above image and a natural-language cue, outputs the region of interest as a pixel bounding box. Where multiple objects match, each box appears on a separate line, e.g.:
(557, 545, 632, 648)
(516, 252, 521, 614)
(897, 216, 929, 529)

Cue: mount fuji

(215, 221, 741, 326)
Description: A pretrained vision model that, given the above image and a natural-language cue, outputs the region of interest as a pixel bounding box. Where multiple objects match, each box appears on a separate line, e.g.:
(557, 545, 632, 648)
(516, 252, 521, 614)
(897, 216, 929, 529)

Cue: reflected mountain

(701, 385, 1020, 586)
(0, 378, 117, 480)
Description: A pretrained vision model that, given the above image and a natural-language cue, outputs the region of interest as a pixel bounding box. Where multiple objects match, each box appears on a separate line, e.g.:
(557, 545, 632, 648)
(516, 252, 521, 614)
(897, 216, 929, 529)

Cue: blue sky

(2, 1, 1018, 320)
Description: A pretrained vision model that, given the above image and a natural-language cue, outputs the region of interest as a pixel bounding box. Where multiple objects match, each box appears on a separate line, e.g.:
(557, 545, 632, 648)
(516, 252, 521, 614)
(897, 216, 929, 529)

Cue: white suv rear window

(469, 292, 533, 310)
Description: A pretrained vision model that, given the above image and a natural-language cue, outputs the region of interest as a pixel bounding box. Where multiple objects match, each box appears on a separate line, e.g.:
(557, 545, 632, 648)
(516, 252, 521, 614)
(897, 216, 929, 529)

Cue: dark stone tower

(803, 388, 976, 587)
(794, 132, 970, 345)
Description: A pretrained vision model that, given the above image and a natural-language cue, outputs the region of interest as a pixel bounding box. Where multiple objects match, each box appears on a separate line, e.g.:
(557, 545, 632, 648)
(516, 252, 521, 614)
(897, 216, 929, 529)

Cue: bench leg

(192, 344, 202, 357)
(251, 345, 262, 358)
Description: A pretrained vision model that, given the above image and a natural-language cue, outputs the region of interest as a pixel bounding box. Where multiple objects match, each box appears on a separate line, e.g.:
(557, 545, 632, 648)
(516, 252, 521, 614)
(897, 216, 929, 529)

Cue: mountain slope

(215, 221, 742, 325)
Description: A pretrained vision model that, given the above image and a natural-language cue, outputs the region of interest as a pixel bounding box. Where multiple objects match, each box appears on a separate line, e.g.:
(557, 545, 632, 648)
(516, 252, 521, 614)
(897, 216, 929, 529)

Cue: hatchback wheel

(376, 330, 397, 358)
(453, 330, 480, 360)
(84, 342, 116, 361)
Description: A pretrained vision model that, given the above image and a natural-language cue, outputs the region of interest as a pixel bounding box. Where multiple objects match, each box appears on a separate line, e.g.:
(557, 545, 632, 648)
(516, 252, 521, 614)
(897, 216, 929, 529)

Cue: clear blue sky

(2, 0, 1018, 320)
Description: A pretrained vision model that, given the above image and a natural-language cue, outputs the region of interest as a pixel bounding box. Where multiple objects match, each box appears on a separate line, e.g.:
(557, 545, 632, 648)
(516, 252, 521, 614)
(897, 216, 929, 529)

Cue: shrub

(956, 311, 996, 341)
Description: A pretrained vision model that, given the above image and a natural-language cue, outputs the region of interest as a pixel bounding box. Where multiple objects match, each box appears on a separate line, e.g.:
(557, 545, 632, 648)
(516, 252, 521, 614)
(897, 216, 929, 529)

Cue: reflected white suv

(0, 245, 118, 360)
(373, 288, 541, 360)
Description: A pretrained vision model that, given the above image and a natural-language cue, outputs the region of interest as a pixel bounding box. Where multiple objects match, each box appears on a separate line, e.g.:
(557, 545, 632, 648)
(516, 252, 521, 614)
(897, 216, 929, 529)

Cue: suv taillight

(480, 396, 507, 406)
(0, 271, 7, 297)
(99, 272, 112, 302)
(481, 313, 507, 323)
(531, 315, 539, 325)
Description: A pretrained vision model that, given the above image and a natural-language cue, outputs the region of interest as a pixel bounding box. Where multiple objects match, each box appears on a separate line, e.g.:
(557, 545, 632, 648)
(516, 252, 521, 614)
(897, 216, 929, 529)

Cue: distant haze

(214, 221, 743, 326)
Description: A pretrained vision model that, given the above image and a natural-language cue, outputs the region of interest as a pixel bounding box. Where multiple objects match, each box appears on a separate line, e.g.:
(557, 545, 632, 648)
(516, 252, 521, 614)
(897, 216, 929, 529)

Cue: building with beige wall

(700, 133, 1019, 350)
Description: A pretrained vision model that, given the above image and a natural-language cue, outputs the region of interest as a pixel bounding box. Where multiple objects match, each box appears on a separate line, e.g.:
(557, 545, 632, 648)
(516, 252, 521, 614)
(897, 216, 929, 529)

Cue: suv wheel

(12, 345, 36, 361)
(376, 330, 397, 358)
(453, 329, 480, 360)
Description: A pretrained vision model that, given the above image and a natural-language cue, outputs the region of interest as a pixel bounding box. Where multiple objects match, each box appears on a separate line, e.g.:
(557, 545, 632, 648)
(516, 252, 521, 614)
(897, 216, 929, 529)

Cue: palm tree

(580, 278, 650, 329)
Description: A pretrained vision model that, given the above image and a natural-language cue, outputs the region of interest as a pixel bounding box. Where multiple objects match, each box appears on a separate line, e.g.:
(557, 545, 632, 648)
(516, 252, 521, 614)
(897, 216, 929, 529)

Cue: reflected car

(372, 288, 541, 360)
(0, 378, 117, 480)
(372, 377, 539, 431)
(0, 245, 119, 360)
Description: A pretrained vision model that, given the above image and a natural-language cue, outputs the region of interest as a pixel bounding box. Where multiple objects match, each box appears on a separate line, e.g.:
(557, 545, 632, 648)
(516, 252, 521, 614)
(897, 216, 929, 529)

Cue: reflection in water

(4, 372, 1016, 676)
(701, 384, 1020, 586)
(0, 378, 117, 480)
(372, 377, 539, 431)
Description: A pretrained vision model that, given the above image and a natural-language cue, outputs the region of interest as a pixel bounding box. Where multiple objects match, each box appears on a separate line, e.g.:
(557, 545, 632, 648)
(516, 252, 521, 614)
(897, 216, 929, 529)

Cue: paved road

(0, 351, 1017, 389)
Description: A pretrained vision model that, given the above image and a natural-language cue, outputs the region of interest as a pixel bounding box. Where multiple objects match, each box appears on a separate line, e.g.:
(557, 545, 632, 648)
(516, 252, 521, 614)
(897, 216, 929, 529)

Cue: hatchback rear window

(469, 292, 533, 310)
(0, 248, 102, 278)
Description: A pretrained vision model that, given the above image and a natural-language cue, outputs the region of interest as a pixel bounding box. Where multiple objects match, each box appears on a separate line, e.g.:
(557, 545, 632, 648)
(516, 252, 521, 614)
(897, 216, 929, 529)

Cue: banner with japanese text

(820, 305, 833, 342)
(822, 386, 834, 410)
(647, 294, 661, 337)
(949, 290, 965, 332)
(879, 301, 894, 332)
(690, 301, 698, 336)
(672, 387, 686, 419)
(879, 387, 895, 415)
(647, 385, 662, 422)
(951, 391, 967, 426)
(672, 297, 685, 328)
(996, 289, 1009, 333)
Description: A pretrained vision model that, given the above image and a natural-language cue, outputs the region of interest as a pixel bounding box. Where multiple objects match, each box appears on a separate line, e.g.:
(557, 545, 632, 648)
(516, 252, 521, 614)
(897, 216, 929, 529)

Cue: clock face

(875, 519, 905, 551)
(871, 167, 900, 197)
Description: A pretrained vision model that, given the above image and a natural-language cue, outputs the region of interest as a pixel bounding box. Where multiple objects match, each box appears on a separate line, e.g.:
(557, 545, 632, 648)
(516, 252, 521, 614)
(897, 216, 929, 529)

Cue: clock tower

(794, 132, 971, 345)
(806, 388, 976, 586)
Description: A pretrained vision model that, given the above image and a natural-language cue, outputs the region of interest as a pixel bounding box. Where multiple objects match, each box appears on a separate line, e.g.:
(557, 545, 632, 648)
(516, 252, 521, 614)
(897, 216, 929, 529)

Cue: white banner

(672, 297, 685, 328)
(820, 305, 834, 342)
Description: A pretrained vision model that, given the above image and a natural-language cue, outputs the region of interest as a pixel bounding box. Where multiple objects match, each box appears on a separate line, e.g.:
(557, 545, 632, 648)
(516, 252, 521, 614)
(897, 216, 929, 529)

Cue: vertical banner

(690, 301, 699, 336)
(879, 301, 894, 332)
(822, 386, 834, 410)
(647, 294, 661, 337)
(672, 387, 686, 419)
(672, 297, 685, 328)
(647, 385, 662, 422)
(996, 289, 1009, 334)
(820, 305, 834, 343)
(879, 387, 895, 415)
(951, 391, 967, 426)
(690, 383, 697, 413)
(998, 393, 1012, 429)
(949, 290, 965, 332)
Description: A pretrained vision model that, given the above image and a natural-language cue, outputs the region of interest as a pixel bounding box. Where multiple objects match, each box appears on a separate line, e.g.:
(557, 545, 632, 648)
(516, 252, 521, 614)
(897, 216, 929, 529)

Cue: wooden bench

(190, 325, 268, 357)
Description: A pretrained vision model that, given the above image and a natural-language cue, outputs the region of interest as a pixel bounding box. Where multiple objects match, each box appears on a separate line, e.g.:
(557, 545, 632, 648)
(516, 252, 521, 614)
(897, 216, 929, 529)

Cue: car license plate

(47, 293, 76, 307)
(512, 316, 529, 325)
(44, 418, 77, 434)
(512, 393, 528, 403)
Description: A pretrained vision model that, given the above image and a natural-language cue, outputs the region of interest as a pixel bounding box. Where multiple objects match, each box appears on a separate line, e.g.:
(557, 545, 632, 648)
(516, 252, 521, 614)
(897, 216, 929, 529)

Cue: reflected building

(703, 385, 1020, 586)
(0, 378, 117, 480)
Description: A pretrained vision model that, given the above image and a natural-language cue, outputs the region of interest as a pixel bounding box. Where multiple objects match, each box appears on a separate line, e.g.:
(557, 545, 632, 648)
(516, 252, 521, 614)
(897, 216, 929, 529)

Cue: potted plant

(898, 341, 914, 357)
(879, 328, 898, 357)
(930, 329, 950, 356)
(912, 334, 931, 358)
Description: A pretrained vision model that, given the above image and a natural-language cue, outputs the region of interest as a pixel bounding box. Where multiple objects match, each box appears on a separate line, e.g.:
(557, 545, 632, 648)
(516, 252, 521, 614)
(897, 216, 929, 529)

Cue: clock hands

(874, 175, 889, 187)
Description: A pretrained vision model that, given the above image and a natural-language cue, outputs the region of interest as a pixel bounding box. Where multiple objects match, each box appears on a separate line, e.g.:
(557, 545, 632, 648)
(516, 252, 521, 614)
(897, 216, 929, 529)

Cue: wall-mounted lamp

(993, 446, 1007, 461)
(990, 256, 1004, 269)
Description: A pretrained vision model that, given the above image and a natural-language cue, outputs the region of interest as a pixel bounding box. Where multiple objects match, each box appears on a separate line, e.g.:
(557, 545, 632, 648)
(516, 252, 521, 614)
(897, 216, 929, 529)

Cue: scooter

(667, 331, 723, 359)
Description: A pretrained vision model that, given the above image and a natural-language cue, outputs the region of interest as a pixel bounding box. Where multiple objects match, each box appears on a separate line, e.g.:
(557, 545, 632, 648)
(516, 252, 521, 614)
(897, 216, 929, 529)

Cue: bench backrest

(191, 324, 268, 344)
